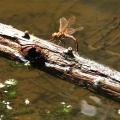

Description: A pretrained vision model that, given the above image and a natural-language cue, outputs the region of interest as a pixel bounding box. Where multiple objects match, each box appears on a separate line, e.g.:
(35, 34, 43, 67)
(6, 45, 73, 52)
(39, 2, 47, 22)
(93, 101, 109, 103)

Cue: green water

(0, 0, 120, 120)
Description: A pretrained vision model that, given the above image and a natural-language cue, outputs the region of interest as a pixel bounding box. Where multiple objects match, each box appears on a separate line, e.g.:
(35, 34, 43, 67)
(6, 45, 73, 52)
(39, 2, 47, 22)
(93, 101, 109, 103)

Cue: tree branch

(0, 23, 120, 102)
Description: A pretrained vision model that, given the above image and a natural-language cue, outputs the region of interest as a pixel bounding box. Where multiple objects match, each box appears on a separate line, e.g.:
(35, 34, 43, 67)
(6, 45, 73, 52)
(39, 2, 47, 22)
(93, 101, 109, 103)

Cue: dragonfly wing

(59, 17, 67, 32)
(75, 27, 83, 31)
(67, 16, 75, 27)
(65, 28, 76, 35)
(65, 27, 83, 35)
(62, 16, 75, 32)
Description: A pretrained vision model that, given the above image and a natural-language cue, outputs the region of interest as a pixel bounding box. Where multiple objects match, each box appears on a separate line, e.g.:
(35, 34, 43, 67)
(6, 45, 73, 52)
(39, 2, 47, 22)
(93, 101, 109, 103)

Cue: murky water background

(0, 0, 120, 119)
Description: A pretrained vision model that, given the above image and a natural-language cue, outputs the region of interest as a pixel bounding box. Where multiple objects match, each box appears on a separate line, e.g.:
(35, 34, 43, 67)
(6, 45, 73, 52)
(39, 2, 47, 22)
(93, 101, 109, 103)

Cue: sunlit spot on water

(81, 100, 97, 116)
(89, 96, 101, 105)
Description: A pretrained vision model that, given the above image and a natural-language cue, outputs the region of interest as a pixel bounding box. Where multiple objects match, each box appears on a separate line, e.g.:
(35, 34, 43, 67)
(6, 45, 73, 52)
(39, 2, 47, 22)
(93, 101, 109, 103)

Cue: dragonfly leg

(58, 40, 65, 47)
(58, 40, 62, 45)
(49, 38, 57, 43)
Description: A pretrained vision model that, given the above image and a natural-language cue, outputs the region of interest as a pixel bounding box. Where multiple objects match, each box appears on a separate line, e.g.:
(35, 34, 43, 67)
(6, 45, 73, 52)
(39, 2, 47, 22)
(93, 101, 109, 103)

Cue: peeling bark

(0, 23, 120, 102)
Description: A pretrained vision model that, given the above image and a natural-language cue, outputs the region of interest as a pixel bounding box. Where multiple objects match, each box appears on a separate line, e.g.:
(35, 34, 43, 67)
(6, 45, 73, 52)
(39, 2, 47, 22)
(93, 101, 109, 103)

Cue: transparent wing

(67, 16, 76, 27)
(64, 28, 76, 35)
(75, 27, 83, 31)
(59, 17, 67, 32)
(65, 27, 83, 35)
(62, 16, 76, 32)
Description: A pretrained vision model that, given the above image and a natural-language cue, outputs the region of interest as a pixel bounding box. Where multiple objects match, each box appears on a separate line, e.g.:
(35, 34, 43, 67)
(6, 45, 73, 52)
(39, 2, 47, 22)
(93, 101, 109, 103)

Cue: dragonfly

(51, 16, 83, 52)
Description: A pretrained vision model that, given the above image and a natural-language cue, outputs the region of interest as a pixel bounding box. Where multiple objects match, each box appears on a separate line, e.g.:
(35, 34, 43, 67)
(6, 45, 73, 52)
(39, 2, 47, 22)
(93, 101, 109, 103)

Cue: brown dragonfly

(51, 16, 83, 52)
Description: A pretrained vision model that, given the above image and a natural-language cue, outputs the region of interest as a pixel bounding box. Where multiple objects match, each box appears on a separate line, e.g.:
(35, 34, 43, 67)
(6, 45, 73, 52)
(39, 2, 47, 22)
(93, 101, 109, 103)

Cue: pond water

(0, 0, 120, 120)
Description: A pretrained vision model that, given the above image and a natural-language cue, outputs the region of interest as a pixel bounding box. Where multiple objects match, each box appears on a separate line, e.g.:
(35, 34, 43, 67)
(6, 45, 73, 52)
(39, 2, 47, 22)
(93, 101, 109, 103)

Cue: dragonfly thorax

(52, 32, 64, 39)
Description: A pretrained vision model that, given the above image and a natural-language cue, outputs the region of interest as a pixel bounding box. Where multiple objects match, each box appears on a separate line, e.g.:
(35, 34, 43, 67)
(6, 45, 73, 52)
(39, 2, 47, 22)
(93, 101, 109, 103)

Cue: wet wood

(0, 23, 120, 102)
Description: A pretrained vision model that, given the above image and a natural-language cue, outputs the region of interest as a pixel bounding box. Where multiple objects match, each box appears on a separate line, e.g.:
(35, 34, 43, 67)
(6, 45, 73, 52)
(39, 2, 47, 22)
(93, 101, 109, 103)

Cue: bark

(0, 23, 120, 102)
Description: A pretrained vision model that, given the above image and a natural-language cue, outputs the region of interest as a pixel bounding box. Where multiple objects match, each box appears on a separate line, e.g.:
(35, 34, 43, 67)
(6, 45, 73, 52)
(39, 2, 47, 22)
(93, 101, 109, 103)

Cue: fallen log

(0, 23, 120, 102)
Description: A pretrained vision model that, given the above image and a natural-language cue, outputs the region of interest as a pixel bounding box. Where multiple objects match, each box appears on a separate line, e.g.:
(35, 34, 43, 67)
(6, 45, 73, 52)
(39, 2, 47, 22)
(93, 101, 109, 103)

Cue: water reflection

(81, 100, 97, 116)
(89, 96, 101, 105)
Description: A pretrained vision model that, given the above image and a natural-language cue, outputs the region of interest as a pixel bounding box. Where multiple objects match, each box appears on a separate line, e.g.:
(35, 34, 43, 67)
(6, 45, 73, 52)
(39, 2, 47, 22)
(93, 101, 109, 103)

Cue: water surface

(0, 0, 120, 120)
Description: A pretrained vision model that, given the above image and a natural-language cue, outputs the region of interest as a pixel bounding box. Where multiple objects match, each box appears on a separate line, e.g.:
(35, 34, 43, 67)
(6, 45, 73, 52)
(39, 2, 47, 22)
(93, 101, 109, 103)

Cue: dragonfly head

(52, 32, 58, 38)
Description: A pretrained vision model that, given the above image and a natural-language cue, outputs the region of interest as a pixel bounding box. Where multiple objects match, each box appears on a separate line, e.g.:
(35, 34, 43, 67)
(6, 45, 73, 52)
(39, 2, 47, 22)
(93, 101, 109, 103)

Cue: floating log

(0, 23, 120, 102)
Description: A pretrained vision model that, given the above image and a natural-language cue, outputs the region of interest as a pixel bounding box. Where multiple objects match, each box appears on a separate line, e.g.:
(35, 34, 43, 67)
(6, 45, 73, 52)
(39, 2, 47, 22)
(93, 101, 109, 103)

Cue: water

(0, 0, 120, 120)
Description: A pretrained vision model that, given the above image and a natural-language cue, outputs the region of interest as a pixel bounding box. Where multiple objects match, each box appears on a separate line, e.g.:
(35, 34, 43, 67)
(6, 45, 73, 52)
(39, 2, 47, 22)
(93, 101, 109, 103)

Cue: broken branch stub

(0, 23, 120, 101)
